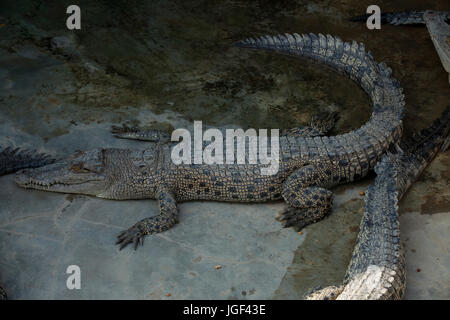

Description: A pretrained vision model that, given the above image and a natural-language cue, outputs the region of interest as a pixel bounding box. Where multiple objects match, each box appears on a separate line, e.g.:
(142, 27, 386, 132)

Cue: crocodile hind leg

(116, 186, 178, 250)
(279, 164, 334, 231)
(111, 125, 171, 143)
(281, 111, 339, 137)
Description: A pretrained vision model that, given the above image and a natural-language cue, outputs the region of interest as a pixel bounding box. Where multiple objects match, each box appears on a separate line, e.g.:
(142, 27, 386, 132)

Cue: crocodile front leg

(279, 163, 334, 231)
(116, 186, 178, 250)
(111, 125, 171, 143)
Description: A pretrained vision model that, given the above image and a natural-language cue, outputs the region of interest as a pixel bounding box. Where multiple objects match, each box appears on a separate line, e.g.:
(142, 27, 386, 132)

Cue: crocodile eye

(70, 163, 91, 173)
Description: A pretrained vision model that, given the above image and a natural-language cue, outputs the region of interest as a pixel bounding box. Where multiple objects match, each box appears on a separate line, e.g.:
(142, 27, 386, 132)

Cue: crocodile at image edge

(306, 106, 450, 300)
(0, 146, 56, 300)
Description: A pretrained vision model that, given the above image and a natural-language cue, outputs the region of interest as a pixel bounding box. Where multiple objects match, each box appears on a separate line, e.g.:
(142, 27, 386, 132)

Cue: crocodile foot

(278, 205, 331, 231)
(310, 111, 339, 134)
(111, 125, 171, 143)
(116, 222, 146, 250)
(281, 111, 339, 137)
(116, 214, 177, 250)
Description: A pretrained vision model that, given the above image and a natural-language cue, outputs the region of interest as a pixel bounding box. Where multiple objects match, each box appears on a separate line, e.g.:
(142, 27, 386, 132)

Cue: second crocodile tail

(349, 11, 450, 26)
(0, 147, 56, 176)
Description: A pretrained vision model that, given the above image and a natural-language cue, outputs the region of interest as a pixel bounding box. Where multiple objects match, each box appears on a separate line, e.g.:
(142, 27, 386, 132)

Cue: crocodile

(422, 11, 450, 82)
(15, 33, 405, 250)
(0, 146, 55, 176)
(349, 10, 450, 26)
(351, 10, 450, 83)
(0, 146, 56, 300)
(306, 106, 450, 300)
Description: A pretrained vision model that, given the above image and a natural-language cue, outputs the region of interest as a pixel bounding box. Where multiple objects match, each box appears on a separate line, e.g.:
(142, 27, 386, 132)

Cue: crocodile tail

(0, 146, 56, 176)
(340, 108, 450, 299)
(340, 151, 405, 300)
(393, 106, 450, 197)
(233, 33, 374, 83)
(349, 11, 426, 25)
(0, 286, 6, 300)
(401, 106, 450, 153)
(234, 33, 405, 170)
(349, 11, 450, 26)
(343, 107, 450, 298)
(233, 33, 404, 116)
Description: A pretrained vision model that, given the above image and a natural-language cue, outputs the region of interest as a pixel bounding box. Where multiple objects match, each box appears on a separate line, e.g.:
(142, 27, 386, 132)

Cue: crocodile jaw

(15, 160, 107, 196)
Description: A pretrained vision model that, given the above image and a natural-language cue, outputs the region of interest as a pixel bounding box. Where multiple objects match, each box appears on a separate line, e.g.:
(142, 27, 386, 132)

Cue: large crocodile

(15, 33, 405, 250)
(306, 106, 450, 300)
(0, 146, 56, 300)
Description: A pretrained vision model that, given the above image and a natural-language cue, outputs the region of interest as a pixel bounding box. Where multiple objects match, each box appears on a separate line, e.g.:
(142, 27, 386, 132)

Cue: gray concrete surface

(0, 0, 449, 299)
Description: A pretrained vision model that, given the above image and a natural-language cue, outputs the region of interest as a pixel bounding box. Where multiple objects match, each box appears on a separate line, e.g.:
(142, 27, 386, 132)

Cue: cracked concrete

(0, 0, 449, 299)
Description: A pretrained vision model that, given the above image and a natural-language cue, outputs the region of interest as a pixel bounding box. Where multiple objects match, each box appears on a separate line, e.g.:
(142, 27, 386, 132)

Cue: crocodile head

(15, 148, 158, 199)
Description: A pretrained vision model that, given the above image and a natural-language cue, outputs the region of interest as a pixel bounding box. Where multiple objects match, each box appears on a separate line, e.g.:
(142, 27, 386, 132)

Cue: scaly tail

(233, 33, 405, 171)
(307, 106, 449, 300)
(0, 146, 56, 176)
(394, 106, 450, 197)
(349, 11, 450, 26)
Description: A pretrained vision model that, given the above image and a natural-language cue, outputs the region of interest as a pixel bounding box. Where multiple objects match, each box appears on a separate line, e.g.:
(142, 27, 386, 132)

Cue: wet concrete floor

(0, 0, 448, 299)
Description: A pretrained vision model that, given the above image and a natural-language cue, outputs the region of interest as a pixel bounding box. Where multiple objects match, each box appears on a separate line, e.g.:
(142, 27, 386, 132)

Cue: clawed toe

(278, 205, 330, 231)
(278, 207, 308, 230)
(116, 226, 145, 250)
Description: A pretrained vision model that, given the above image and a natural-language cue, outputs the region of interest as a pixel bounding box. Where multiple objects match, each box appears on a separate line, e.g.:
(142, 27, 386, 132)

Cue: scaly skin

(423, 11, 450, 83)
(349, 10, 450, 25)
(0, 146, 55, 175)
(0, 287, 6, 301)
(0, 146, 56, 300)
(306, 106, 450, 300)
(15, 33, 405, 250)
